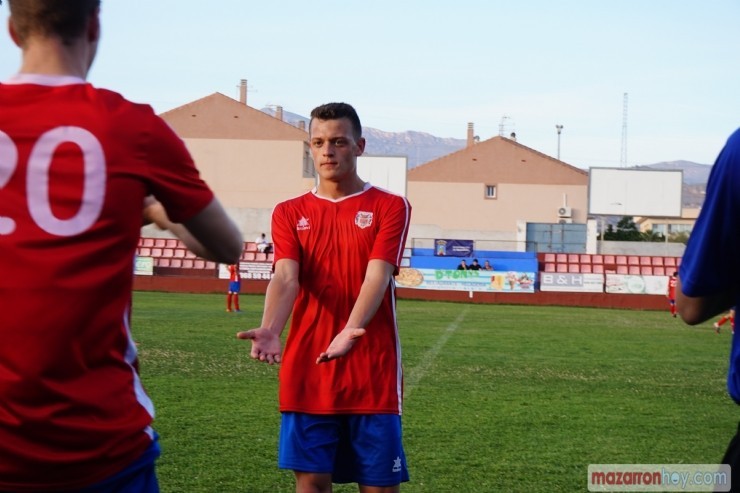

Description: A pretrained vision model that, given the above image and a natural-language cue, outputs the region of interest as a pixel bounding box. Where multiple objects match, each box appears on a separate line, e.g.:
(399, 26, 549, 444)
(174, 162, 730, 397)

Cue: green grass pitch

(131, 291, 734, 492)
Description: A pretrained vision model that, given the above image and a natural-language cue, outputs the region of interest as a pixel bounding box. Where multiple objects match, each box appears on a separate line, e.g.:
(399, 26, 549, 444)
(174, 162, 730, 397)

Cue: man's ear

(87, 8, 101, 43)
(8, 17, 22, 48)
(355, 137, 366, 156)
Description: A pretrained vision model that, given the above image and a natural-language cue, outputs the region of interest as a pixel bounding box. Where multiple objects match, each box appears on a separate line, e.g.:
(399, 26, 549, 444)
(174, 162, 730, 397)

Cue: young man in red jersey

(0, 1, 243, 491)
(238, 103, 412, 493)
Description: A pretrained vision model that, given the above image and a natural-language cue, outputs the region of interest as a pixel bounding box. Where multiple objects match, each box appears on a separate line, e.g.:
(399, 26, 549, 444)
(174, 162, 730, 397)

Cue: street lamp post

(556, 124, 564, 160)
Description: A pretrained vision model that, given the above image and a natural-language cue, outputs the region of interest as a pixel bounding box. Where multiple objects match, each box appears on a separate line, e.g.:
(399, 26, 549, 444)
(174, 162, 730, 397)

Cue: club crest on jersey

(355, 211, 373, 229)
(296, 216, 310, 231)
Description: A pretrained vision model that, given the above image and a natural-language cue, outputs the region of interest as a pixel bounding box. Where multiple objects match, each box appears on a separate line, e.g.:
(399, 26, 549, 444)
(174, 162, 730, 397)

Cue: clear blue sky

(2, 0, 739, 168)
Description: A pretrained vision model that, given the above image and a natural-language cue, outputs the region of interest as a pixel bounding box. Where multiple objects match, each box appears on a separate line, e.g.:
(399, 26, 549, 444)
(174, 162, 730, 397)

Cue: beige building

(407, 125, 589, 247)
(151, 82, 313, 239)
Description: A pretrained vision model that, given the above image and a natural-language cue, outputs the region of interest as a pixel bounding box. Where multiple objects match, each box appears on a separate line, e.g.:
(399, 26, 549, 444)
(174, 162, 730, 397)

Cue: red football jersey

(272, 185, 411, 415)
(0, 75, 214, 491)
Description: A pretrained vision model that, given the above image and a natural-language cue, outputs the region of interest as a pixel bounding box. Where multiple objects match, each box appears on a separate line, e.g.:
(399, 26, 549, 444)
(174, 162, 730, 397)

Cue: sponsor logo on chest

(355, 211, 373, 229)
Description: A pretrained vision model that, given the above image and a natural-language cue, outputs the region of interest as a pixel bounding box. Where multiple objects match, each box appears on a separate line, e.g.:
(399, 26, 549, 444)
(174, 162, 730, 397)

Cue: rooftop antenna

(555, 124, 564, 160)
(498, 115, 512, 137)
(620, 93, 628, 167)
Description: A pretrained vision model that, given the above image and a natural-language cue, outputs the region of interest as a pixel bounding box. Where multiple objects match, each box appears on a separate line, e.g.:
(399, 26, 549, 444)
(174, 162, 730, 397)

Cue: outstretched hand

(236, 327, 282, 365)
(316, 328, 366, 364)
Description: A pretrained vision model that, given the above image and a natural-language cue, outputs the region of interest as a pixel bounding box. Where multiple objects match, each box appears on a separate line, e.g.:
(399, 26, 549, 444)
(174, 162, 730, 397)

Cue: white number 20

(0, 127, 106, 236)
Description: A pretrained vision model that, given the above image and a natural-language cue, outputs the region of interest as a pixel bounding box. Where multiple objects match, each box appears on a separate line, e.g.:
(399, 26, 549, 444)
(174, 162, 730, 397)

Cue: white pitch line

(404, 306, 469, 399)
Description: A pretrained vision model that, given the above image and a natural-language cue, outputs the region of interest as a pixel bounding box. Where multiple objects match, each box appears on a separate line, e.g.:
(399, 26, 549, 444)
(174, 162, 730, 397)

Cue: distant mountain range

(262, 107, 710, 207)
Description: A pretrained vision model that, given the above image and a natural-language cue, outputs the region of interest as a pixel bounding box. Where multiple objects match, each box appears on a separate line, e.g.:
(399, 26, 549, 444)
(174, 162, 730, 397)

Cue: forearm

(260, 275, 299, 334)
(676, 278, 736, 325)
(345, 261, 393, 329)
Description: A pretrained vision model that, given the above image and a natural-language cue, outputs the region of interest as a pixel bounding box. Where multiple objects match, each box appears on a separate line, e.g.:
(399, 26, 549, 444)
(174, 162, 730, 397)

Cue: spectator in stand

(256, 233, 272, 254)
(227, 264, 242, 313)
(0, 1, 243, 491)
(457, 259, 468, 270)
(469, 259, 482, 271)
(666, 271, 678, 318)
(483, 260, 493, 271)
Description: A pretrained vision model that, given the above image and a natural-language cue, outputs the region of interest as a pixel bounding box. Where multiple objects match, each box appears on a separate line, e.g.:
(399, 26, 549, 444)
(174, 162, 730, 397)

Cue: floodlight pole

(556, 125, 564, 160)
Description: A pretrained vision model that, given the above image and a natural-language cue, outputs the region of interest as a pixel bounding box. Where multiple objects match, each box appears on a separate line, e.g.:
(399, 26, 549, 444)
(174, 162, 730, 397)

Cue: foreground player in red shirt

(238, 103, 412, 492)
(0, 1, 243, 491)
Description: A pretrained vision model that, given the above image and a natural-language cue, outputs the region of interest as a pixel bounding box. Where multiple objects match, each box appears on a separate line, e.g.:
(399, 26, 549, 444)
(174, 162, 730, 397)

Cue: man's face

(309, 117, 365, 184)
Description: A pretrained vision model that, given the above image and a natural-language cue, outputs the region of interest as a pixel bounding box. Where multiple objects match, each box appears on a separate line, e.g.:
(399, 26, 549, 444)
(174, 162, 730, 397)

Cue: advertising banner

(218, 261, 274, 280)
(539, 272, 604, 293)
(134, 256, 154, 276)
(434, 239, 474, 257)
(396, 267, 535, 293)
(605, 274, 669, 295)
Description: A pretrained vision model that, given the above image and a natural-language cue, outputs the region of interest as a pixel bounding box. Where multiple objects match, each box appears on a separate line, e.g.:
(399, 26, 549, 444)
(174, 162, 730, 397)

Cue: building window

(302, 148, 315, 178)
(484, 184, 497, 199)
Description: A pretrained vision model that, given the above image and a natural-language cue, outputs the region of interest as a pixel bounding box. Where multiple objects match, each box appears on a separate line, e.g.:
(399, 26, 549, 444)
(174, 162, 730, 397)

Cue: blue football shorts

(228, 281, 241, 293)
(79, 433, 161, 493)
(279, 412, 409, 487)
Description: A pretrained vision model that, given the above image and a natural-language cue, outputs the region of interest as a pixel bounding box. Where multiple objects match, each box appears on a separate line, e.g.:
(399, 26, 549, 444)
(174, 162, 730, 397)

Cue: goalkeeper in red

(238, 102, 412, 492)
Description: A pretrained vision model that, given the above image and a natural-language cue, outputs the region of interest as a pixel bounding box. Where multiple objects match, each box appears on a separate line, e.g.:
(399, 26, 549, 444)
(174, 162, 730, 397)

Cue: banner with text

(434, 239, 474, 257)
(396, 267, 535, 293)
(539, 272, 604, 293)
(218, 262, 274, 280)
(605, 274, 669, 295)
(134, 256, 154, 276)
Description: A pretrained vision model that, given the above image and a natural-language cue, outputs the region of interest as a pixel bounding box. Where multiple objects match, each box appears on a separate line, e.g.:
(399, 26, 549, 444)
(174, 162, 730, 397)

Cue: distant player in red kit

(714, 308, 735, 334)
(227, 263, 242, 313)
(667, 271, 678, 317)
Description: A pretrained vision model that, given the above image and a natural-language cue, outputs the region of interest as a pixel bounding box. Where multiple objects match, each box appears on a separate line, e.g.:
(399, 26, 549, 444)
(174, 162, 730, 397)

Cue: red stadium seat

(665, 257, 676, 267)
(170, 258, 183, 268)
(185, 249, 197, 259)
(628, 265, 640, 275)
(640, 256, 651, 266)
(193, 259, 206, 269)
(165, 238, 178, 248)
(568, 254, 579, 264)
(156, 258, 170, 267)
(556, 253, 567, 264)
(616, 255, 627, 265)
(182, 259, 194, 269)
(256, 252, 268, 262)
(568, 264, 580, 273)
(205, 261, 217, 270)
(579, 254, 591, 264)
(640, 266, 653, 275)
(592, 264, 604, 274)
(544, 263, 555, 272)
(138, 247, 151, 257)
(676, 257, 682, 267)
(153, 238, 166, 248)
(246, 242, 258, 252)
(591, 255, 603, 265)
(173, 248, 186, 258)
(653, 266, 665, 276)
(580, 264, 592, 273)
(267, 253, 274, 262)
(652, 256, 664, 266)
(141, 237, 156, 248)
(616, 265, 628, 274)
(556, 264, 567, 273)
(242, 251, 256, 261)
(604, 255, 615, 265)
(150, 248, 163, 257)
(544, 253, 556, 263)
(628, 256, 639, 266)
(162, 248, 174, 258)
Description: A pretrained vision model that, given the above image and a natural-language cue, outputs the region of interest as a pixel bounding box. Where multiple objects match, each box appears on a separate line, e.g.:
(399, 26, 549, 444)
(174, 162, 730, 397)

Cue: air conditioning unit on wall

(558, 218, 573, 224)
(557, 206, 572, 218)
